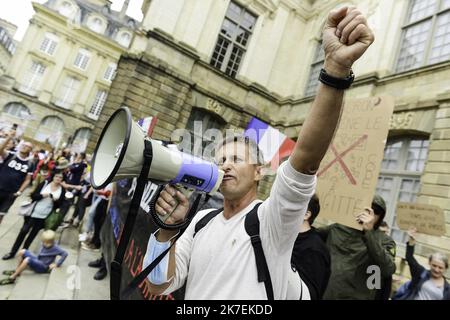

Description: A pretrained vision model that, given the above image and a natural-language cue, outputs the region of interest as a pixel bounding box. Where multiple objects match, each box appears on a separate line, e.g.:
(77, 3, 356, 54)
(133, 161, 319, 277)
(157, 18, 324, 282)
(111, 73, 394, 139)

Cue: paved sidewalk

(0, 193, 109, 300)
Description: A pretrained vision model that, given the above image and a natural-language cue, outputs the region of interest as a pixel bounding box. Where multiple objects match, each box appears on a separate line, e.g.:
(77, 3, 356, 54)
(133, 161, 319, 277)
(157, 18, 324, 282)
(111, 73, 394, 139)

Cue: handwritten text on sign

(396, 202, 446, 236)
(317, 96, 394, 230)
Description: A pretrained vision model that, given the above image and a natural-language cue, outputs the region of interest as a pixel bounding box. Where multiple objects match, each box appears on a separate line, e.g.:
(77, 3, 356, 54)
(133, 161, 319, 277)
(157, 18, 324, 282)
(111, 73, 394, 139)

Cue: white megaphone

(90, 107, 224, 194)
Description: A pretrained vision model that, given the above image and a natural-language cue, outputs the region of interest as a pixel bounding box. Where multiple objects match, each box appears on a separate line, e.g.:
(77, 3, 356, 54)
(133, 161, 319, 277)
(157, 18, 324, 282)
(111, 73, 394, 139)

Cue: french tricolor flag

(137, 117, 158, 137)
(244, 117, 296, 170)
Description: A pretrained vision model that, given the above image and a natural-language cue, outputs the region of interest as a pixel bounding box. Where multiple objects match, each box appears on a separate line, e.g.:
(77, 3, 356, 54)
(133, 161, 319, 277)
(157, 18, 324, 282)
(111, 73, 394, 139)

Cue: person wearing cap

(317, 195, 396, 300)
(0, 129, 34, 226)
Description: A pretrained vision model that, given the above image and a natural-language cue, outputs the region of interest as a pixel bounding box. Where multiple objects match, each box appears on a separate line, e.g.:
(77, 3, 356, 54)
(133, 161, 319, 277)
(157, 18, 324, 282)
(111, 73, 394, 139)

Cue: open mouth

(222, 174, 235, 182)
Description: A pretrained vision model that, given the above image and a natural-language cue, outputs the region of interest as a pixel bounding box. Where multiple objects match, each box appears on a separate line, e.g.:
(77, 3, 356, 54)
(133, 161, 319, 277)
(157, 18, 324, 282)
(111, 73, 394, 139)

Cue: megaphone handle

(149, 186, 200, 230)
(156, 185, 192, 223)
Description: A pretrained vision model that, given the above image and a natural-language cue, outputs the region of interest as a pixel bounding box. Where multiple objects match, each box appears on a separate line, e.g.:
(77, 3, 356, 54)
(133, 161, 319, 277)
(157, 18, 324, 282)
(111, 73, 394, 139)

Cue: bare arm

(290, 7, 375, 174)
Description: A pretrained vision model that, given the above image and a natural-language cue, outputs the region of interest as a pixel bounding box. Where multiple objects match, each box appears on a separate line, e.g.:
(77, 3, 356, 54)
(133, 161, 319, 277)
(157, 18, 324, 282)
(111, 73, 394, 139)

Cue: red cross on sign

(318, 135, 368, 185)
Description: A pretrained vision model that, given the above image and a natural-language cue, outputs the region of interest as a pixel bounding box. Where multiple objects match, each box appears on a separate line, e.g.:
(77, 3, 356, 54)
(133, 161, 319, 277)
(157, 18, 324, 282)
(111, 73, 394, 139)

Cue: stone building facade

(0, 19, 17, 77)
(0, 0, 139, 151)
(90, 0, 450, 279)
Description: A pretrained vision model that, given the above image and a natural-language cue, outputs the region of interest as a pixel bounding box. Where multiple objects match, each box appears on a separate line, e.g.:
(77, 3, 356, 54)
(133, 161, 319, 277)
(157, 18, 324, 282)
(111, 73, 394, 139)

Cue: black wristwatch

(319, 68, 355, 90)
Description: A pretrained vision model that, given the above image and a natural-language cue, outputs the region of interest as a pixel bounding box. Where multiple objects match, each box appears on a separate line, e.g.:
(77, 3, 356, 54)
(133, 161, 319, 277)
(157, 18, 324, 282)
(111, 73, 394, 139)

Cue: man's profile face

(216, 141, 261, 201)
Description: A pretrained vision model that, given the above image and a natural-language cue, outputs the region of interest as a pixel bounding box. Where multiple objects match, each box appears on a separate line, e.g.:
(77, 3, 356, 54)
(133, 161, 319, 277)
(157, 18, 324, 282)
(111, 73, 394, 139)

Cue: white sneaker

(78, 233, 87, 242)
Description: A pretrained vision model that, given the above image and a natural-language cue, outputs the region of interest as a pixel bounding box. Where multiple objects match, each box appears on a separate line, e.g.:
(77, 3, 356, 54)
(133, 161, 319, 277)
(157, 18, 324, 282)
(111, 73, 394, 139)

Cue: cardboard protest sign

(316, 96, 394, 230)
(396, 202, 446, 236)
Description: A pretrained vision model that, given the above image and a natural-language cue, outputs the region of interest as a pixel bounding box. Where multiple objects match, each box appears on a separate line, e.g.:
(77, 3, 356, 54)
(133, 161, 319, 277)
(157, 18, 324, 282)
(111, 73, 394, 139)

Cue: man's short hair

(306, 194, 320, 225)
(217, 134, 265, 165)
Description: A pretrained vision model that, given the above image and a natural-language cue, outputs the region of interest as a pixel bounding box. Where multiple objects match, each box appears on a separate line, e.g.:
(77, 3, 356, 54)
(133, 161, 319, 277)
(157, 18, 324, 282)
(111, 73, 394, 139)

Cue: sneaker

(81, 242, 100, 252)
(78, 233, 87, 242)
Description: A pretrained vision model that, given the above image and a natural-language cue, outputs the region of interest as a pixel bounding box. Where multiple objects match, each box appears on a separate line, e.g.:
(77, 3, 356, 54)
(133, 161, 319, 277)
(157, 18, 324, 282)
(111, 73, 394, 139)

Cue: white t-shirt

(151, 160, 316, 300)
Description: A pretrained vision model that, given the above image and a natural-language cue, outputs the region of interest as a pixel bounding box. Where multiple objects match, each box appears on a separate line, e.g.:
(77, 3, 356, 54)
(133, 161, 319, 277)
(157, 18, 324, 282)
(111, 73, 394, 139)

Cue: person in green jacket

(318, 195, 396, 300)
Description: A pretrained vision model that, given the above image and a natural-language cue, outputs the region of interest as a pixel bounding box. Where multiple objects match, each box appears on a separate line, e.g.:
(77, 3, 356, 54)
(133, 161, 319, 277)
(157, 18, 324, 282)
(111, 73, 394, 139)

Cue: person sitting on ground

(394, 228, 449, 300)
(0, 230, 68, 285)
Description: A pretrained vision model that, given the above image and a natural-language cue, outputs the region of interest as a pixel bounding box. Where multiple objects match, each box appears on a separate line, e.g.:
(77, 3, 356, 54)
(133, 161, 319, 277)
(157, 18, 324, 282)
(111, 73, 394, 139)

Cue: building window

(376, 137, 429, 244)
(396, 0, 450, 72)
(185, 108, 225, 159)
(210, 1, 257, 78)
(19, 61, 46, 96)
(71, 127, 91, 153)
(2, 103, 31, 119)
(0, 27, 15, 55)
(103, 63, 117, 82)
(35, 116, 65, 147)
(87, 90, 108, 119)
(305, 40, 325, 97)
(55, 76, 80, 109)
(74, 49, 91, 70)
(39, 33, 59, 56)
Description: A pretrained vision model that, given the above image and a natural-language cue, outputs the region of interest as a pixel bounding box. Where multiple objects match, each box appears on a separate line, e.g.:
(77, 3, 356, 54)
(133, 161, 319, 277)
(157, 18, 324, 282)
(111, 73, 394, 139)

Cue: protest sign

(396, 202, 446, 236)
(316, 96, 394, 230)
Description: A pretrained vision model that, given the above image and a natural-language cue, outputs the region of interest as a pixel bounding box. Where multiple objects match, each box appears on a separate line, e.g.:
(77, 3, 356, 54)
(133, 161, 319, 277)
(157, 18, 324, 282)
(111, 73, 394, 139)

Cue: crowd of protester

(1, 122, 449, 299)
(0, 127, 109, 285)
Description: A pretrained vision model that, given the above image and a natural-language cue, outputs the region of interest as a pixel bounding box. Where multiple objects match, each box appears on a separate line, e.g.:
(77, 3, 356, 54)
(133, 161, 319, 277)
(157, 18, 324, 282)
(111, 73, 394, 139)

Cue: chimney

(120, 0, 130, 18)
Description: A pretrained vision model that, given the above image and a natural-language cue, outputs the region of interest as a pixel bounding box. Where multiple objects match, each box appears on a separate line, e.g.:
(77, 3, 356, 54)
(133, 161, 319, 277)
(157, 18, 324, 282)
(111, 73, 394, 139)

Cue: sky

(0, 0, 144, 41)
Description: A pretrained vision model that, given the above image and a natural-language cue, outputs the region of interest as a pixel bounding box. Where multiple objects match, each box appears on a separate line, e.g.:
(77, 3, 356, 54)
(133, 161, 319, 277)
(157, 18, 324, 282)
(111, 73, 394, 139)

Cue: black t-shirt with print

(0, 152, 34, 193)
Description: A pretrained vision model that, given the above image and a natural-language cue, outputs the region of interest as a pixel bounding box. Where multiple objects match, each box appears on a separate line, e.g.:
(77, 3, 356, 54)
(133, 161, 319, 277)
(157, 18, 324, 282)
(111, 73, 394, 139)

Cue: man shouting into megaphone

(144, 6, 375, 300)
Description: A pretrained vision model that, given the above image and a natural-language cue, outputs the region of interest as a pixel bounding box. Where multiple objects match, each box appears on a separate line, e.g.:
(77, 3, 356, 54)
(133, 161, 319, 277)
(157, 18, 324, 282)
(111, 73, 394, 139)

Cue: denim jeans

(83, 194, 101, 234)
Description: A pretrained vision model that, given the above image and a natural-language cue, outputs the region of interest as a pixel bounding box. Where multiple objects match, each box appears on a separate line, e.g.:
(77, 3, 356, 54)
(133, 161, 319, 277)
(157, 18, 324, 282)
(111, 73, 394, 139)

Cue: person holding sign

(143, 6, 375, 299)
(318, 195, 397, 300)
(394, 228, 449, 300)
